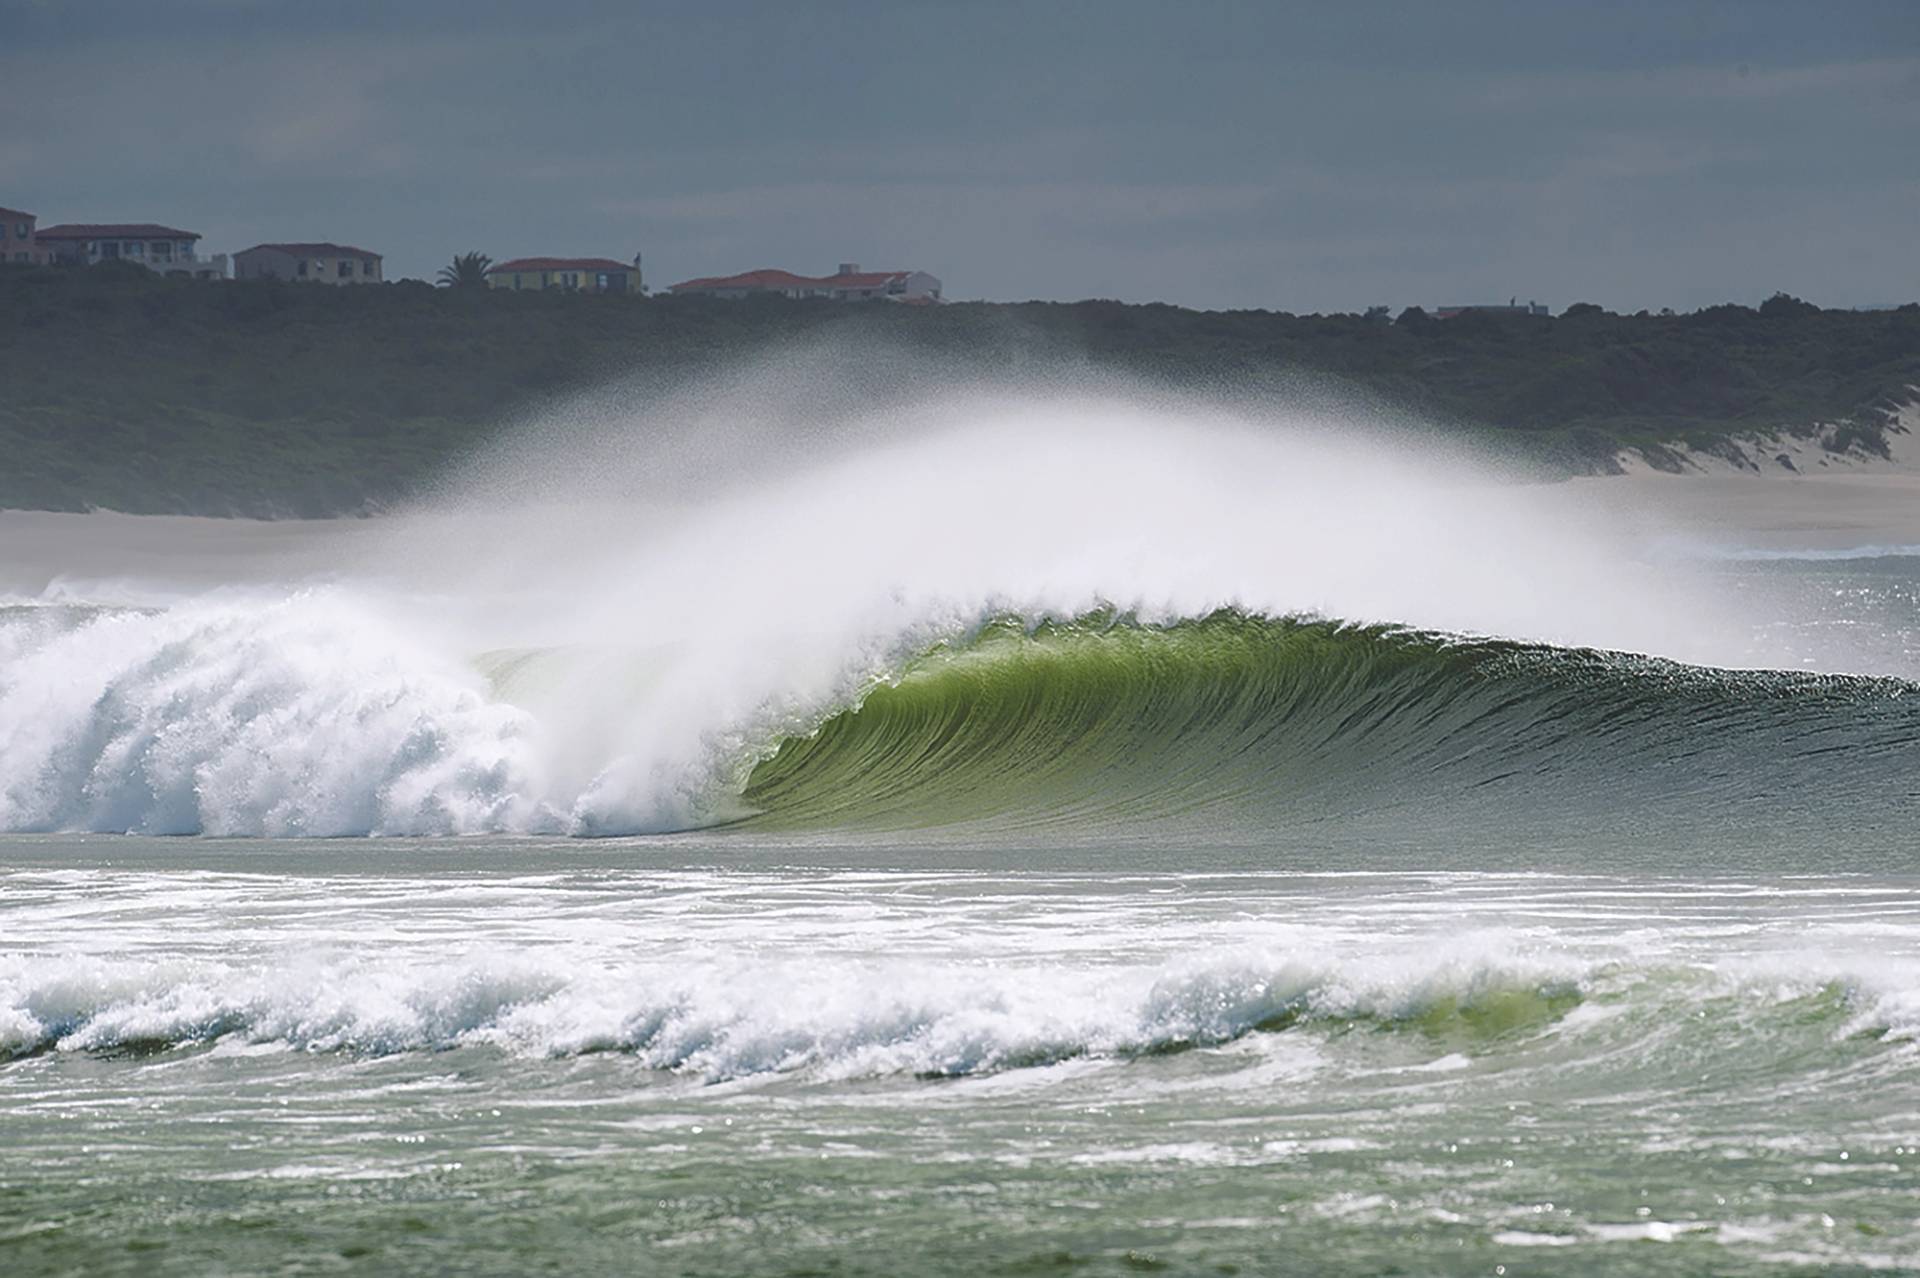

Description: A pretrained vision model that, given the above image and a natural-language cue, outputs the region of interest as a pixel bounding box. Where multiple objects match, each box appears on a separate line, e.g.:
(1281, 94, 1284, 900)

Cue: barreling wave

(1, 601, 1916, 847)
(737, 612, 1920, 852)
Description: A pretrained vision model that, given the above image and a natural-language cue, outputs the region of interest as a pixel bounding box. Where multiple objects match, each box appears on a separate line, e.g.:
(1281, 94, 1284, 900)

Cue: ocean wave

(0, 597, 560, 836)
(4, 945, 1913, 1080)
(1, 601, 1915, 841)
(737, 611, 1919, 841)
(0, 946, 1589, 1075)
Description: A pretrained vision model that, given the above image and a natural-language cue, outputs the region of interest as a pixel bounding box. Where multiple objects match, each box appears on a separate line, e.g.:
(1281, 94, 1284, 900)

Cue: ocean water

(3, 405, 1919, 1275)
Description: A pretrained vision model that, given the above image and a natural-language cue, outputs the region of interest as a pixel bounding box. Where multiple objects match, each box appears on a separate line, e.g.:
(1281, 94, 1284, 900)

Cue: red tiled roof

(487, 257, 635, 273)
(240, 242, 381, 260)
(35, 223, 200, 240)
(0, 207, 34, 221)
(670, 267, 911, 293)
(672, 268, 817, 291)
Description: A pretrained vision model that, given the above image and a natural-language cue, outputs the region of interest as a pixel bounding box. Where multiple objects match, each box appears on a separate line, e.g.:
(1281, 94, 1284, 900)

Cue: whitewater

(3, 374, 1918, 1275)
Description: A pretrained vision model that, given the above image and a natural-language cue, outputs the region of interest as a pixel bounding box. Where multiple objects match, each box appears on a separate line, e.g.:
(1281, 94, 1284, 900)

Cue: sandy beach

(1565, 406, 1920, 554)
(4, 408, 1917, 597)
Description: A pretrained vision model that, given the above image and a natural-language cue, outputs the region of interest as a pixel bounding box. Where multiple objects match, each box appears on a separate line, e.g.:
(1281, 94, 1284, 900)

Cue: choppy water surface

(4, 850, 1918, 1276)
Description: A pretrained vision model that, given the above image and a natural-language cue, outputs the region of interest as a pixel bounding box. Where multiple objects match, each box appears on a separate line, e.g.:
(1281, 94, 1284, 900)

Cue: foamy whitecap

(5, 943, 1910, 1081)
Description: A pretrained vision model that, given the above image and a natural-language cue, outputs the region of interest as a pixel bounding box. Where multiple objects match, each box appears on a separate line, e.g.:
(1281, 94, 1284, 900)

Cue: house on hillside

(34, 223, 227, 278)
(485, 257, 643, 294)
(0, 207, 45, 265)
(235, 243, 383, 284)
(669, 263, 942, 303)
(1434, 299, 1549, 318)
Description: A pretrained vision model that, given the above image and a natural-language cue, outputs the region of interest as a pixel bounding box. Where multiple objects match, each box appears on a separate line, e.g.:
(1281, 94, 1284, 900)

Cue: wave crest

(2, 602, 1914, 842)
(9, 945, 1915, 1082)
(739, 612, 1919, 843)
(0, 947, 1590, 1077)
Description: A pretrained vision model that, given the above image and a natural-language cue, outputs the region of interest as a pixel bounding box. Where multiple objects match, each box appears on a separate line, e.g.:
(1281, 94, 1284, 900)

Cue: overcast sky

(1, 0, 1913, 311)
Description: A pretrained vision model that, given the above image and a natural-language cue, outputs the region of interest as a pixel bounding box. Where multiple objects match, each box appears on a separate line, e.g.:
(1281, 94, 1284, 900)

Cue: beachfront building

(669, 263, 942, 303)
(234, 243, 384, 284)
(485, 257, 643, 294)
(1434, 300, 1550, 318)
(0, 207, 45, 265)
(33, 223, 228, 278)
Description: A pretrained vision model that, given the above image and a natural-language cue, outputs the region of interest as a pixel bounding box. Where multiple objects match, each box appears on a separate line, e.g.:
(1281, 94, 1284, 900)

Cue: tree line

(0, 261, 1913, 516)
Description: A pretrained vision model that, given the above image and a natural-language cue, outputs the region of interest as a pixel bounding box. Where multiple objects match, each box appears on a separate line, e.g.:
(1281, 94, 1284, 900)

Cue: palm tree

(437, 251, 493, 288)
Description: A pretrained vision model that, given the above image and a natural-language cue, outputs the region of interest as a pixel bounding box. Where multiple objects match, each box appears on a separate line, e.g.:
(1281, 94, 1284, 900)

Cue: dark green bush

(0, 268, 1913, 516)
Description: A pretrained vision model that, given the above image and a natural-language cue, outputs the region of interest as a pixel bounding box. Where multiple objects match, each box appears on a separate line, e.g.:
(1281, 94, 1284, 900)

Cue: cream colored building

(234, 243, 384, 284)
(34, 223, 227, 278)
(485, 257, 642, 294)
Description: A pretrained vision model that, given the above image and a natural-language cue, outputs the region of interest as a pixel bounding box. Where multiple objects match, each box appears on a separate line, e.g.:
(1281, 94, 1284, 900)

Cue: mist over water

(8, 357, 1900, 840)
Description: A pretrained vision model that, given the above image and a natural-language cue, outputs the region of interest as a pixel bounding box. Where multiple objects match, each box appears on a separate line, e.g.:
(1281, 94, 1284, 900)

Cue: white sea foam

(2, 941, 1907, 1080)
(0, 943, 1582, 1074)
(0, 594, 555, 835)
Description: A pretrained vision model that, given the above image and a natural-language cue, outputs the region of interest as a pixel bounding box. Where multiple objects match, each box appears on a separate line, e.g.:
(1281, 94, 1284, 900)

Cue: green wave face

(741, 612, 1920, 858)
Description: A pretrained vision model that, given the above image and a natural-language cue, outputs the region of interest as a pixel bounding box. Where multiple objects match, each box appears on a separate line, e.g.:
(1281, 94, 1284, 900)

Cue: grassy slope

(0, 264, 1915, 516)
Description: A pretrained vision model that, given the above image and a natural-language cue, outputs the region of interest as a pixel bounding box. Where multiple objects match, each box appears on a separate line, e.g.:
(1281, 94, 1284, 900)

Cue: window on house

(339, 260, 353, 277)
(100, 242, 119, 258)
(125, 241, 144, 257)
(297, 260, 308, 276)
(151, 242, 173, 260)
(13, 223, 26, 239)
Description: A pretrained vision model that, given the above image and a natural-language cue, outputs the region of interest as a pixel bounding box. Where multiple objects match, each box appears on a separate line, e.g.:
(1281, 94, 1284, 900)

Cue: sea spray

(0, 596, 554, 836)
(0, 383, 1907, 838)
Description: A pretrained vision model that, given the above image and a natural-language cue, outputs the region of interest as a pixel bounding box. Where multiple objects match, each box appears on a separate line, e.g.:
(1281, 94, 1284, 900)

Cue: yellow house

(485, 256, 641, 294)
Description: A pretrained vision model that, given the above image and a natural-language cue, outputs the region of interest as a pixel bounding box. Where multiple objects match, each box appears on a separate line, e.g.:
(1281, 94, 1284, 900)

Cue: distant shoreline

(1, 266, 1915, 519)
(1552, 403, 1920, 555)
(7, 413, 1920, 601)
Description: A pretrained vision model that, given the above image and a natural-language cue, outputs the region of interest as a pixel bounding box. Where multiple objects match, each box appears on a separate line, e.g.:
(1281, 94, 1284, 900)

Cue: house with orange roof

(234, 242, 383, 284)
(669, 262, 941, 303)
(485, 256, 642, 294)
(33, 222, 227, 278)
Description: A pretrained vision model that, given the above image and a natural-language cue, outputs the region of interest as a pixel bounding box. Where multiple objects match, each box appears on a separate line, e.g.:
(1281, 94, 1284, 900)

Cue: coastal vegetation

(436, 251, 493, 289)
(0, 261, 1914, 516)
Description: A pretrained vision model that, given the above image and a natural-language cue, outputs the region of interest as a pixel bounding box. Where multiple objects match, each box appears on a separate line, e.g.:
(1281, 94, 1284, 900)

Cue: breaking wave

(3, 598, 1920, 844)
(737, 611, 1920, 841)
(5, 943, 1915, 1081)
(1, 601, 1916, 847)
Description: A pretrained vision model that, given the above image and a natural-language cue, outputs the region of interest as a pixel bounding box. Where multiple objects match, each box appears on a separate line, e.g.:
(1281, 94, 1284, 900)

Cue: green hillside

(0, 263, 1913, 516)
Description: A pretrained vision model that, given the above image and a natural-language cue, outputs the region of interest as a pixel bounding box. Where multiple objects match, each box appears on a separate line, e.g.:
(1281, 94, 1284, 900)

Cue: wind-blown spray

(0, 364, 1907, 837)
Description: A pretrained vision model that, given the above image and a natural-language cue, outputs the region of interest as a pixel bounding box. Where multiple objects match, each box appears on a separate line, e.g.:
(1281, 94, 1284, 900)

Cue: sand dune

(1569, 403, 1920, 553)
